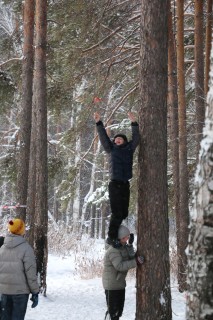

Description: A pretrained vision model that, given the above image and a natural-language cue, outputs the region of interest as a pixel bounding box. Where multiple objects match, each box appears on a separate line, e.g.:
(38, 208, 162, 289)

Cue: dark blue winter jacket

(96, 121, 139, 181)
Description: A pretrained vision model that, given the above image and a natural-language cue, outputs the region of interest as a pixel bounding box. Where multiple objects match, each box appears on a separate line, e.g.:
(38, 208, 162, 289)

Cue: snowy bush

(48, 221, 178, 280)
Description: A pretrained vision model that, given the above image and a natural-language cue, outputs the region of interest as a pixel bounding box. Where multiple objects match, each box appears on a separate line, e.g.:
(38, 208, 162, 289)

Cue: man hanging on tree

(93, 111, 139, 244)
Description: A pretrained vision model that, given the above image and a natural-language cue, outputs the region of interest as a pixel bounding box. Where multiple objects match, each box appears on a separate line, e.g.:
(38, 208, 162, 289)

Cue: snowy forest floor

(25, 237, 185, 320)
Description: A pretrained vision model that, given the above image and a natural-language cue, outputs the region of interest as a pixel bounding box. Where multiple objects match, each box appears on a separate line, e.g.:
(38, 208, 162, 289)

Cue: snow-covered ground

(25, 238, 185, 320)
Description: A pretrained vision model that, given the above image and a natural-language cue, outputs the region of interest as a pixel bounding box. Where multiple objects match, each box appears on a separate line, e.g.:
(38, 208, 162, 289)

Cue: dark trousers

(105, 289, 125, 320)
(1, 294, 29, 320)
(108, 180, 130, 239)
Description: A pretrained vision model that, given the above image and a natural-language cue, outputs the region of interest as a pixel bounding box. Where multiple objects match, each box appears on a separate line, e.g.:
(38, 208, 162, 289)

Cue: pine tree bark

(168, 0, 180, 261)
(33, 0, 48, 294)
(136, 1, 172, 319)
(26, 105, 37, 245)
(16, 0, 35, 220)
(186, 43, 213, 320)
(194, 0, 205, 160)
(176, 0, 189, 292)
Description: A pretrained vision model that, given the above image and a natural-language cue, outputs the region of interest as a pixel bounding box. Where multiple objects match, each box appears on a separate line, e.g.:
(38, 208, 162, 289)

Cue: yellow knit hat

(8, 219, 25, 236)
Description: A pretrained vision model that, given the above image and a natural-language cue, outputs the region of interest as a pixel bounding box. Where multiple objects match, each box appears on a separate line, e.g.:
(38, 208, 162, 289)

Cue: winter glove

(127, 243, 136, 259)
(135, 254, 145, 265)
(30, 293, 39, 308)
(128, 233, 134, 245)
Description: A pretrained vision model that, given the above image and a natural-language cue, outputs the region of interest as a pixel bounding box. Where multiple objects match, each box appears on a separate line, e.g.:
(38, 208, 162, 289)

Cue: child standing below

(102, 225, 144, 320)
(94, 112, 139, 244)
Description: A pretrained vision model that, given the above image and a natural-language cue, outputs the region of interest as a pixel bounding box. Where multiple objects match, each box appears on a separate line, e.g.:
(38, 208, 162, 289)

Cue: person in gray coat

(0, 218, 39, 320)
(102, 225, 144, 320)
(94, 112, 139, 244)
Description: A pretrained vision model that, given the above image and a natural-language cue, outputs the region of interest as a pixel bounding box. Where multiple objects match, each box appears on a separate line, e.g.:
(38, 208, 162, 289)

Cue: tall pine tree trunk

(136, 1, 172, 319)
(168, 0, 180, 261)
(176, 0, 189, 292)
(33, 0, 48, 294)
(26, 105, 37, 245)
(16, 0, 35, 220)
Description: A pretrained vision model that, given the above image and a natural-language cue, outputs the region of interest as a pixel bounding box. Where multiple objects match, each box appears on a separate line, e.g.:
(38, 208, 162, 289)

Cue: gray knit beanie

(118, 225, 130, 239)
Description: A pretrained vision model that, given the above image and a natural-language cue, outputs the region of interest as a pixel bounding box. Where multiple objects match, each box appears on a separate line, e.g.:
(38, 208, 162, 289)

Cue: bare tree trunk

(204, 0, 212, 96)
(53, 122, 62, 222)
(168, 0, 180, 258)
(16, 0, 35, 220)
(136, 1, 172, 319)
(26, 105, 37, 245)
(90, 203, 95, 238)
(72, 134, 81, 231)
(81, 136, 100, 231)
(33, 0, 48, 295)
(96, 205, 100, 239)
(194, 0, 205, 160)
(186, 44, 213, 320)
(176, 0, 189, 292)
(101, 202, 108, 239)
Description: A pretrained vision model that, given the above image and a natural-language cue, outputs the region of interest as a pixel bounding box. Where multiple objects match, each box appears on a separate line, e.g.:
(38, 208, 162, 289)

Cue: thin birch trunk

(186, 42, 213, 320)
(194, 0, 205, 160)
(168, 0, 180, 266)
(72, 135, 81, 232)
(81, 140, 100, 231)
(176, 0, 189, 292)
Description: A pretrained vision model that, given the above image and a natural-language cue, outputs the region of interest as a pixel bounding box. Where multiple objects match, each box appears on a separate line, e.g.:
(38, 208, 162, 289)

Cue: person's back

(109, 140, 134, 182)
(0, 234, 39, 295)
(0, 219, 39, 320)
(103, 242, 136, 291)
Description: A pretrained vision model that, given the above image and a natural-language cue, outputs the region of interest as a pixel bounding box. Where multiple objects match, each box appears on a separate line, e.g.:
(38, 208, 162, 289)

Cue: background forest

(0, 0, 212, 318)
(0, 0, 205, 234)
(0, 0, 143, 236)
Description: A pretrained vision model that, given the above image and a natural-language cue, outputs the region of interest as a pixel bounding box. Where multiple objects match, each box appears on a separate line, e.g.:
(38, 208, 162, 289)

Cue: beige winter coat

(102, 244, 136, 290)
(0, 233, 39, 295)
